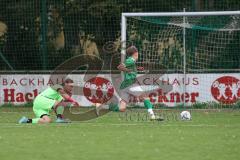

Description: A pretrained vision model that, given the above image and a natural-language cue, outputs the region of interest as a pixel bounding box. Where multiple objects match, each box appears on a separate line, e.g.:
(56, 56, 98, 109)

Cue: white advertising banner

(0, 74, 239, 106)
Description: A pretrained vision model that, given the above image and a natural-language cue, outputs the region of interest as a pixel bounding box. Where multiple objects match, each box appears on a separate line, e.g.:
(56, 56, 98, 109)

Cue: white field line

(1, 122, 239, 128)
(1, 109, 240, 114)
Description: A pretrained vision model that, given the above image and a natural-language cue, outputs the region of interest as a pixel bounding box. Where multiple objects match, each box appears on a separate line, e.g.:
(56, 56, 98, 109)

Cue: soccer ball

(180, 111, 191, 120)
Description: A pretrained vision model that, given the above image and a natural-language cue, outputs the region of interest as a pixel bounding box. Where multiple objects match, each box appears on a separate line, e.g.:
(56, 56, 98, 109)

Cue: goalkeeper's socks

(55, 106, 64, 115)
(27, 119, 32, 123)
(26, 118, 40, 123)
(32, 118, 40, 124)
(57, 114, 64, 119)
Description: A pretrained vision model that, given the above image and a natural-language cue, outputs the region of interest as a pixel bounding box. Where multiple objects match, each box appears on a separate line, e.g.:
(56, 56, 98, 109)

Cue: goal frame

(121, 10, 240, 63)
(121, 10, 240, 107)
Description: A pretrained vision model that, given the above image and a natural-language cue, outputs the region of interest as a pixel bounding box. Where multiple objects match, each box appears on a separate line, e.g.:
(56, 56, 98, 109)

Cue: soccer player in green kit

(117, 46, 161, 120)
(18, 79, 79, 124)
(97, 46, 162, 120)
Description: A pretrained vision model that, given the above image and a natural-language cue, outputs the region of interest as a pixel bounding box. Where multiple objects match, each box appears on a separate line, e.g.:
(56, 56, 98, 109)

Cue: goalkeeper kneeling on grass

(97, 46, 163, 121)
(18, 78, 79, 124)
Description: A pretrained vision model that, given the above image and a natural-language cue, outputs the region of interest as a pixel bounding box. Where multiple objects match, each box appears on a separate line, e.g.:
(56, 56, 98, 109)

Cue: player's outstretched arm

(58, 89, 80, 107)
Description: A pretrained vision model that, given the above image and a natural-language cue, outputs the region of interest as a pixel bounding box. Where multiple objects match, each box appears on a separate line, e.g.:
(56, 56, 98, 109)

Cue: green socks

(108, 100, 153, 112)
(56, 106, 64, 115)
(32, 118, 40, 124)
(144, 99, 155, 116)
(144, 99, 153, 109)
(107, 100, 153, 112)
(55, 105, 64, 119)
(109, 103, 119, 112)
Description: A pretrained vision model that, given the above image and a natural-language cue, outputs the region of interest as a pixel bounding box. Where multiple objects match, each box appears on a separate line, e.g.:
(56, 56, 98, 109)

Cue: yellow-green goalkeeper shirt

(39, 84, 64, 101)
(120, 57, 137, 89)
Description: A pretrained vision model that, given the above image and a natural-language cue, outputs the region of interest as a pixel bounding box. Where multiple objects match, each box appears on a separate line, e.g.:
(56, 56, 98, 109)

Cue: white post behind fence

(183, 8, 187, 108)
(121, 15, 127, 80)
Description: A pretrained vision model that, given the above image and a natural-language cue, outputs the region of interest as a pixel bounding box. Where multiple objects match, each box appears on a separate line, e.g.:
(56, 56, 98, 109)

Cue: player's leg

(142, 95, 164, 121)
(52, 101, 72, 123)
(95, 100, 126, 115)
(95, 94, 119, 114)
(19, 109, 52, 124)
(53, 101, 68, 119)
(95, 92, 126, 115)
(19, 102, 69, 124)
(119, 99, 127, 112)
(128, 85, 163, 121)
(38, 115, 52, 123)
(117, 87, 130, 112)
(19, 96, 65, 124)
(19, 95, 54, 124)
(126, 84, 154, 115)
(30, 114, 51, 124)
(25, 101, 70, 124)
(142, 96, 156, 119)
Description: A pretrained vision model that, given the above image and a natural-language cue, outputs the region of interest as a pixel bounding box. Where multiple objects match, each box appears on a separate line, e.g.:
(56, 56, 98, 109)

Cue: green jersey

(120, 57, 137, 89)
(39, 84, 63, 101)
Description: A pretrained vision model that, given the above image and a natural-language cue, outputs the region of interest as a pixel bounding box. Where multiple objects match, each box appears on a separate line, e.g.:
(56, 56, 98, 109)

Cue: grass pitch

(0, 107, 240, 160)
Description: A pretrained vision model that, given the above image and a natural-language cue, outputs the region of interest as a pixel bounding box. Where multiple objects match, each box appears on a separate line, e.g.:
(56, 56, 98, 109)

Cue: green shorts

(33, 95, 56, 118)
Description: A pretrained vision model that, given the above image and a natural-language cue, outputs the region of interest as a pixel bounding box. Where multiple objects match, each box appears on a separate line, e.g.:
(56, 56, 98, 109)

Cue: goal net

(121, 11, 240, 108)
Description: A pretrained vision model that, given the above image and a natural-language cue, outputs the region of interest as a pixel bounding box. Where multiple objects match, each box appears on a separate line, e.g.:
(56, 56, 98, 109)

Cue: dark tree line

(0, 0, 239, 70)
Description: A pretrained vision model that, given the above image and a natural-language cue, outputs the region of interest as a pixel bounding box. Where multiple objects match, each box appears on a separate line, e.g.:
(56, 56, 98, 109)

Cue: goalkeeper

(18, 78, 79, 124)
